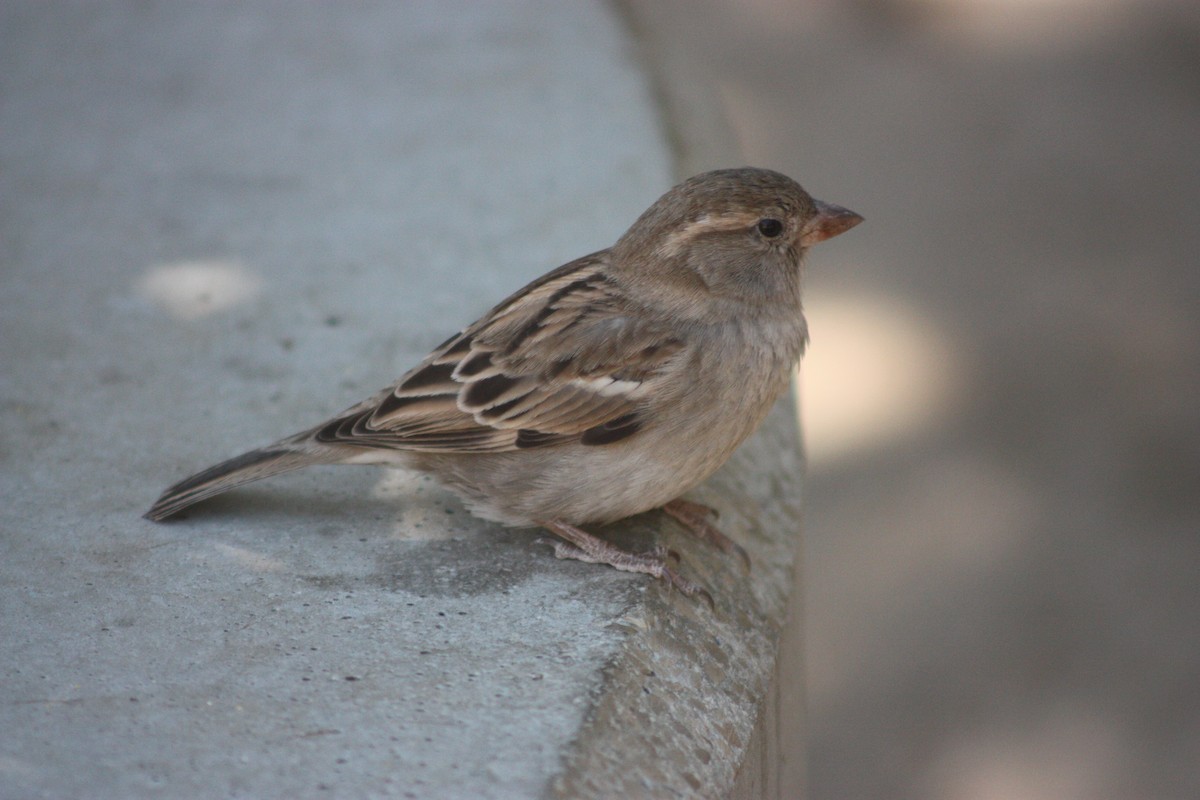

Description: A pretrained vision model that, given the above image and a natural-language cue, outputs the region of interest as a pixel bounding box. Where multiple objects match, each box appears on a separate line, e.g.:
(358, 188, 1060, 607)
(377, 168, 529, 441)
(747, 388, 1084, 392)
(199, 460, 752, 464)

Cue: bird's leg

(538, 519, 712, 606)
(662, 498, 751, 570)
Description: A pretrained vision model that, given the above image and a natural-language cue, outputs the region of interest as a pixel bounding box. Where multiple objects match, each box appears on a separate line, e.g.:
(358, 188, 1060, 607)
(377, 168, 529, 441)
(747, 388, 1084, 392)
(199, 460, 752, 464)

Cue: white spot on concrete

(138, 260, 262, 320)
(211, 542, 286, 573)
(372, 468, 466, 541)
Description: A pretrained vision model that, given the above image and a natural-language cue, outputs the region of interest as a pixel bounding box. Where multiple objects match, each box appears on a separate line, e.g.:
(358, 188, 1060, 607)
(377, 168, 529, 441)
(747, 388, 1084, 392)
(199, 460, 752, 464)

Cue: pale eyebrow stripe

(656, 212, 762, 257)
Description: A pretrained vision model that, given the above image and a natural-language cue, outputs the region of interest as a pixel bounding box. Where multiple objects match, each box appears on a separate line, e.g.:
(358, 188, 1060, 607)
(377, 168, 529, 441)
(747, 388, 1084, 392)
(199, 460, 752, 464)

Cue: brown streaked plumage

(145, 167, 862, 600)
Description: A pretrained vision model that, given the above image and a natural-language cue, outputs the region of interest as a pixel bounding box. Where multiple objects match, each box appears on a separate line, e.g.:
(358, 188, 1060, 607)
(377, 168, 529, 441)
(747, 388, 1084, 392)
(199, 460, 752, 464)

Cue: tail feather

(144, 447, 332, 521)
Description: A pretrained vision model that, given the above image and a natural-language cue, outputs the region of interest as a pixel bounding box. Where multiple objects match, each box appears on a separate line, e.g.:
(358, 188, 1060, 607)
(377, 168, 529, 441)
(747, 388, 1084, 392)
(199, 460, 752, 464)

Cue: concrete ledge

(550, 403, 804, 797)
(0, 3, 804, 797)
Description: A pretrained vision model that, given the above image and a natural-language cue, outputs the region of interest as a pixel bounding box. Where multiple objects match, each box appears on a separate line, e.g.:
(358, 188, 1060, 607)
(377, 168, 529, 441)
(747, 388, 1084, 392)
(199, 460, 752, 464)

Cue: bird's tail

(144, 445, 336, 522)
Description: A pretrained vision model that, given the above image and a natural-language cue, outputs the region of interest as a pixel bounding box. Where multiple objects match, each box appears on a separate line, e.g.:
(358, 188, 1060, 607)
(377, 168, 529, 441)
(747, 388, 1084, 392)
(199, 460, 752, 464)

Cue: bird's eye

(757, 218, 784, 238)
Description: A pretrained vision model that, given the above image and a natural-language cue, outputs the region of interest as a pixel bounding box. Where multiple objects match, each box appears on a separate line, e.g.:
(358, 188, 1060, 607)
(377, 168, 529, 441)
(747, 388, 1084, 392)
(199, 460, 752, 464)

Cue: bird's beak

(799, 200, 864, 247)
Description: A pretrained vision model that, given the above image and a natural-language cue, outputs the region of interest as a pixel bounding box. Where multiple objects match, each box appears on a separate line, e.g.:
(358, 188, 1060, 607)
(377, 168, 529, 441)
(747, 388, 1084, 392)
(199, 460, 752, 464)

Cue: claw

(662, 499, 751, 571)
(662, 564, 715, 609)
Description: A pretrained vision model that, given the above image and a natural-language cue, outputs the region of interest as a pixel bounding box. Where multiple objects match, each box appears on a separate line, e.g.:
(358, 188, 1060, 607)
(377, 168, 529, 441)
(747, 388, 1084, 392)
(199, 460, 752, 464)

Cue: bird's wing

(313, 252, 686, 453)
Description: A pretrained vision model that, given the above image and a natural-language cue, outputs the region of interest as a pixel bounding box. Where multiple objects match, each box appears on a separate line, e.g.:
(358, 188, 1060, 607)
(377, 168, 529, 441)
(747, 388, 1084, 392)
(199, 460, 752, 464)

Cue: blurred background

(629, 1, 1199, 797)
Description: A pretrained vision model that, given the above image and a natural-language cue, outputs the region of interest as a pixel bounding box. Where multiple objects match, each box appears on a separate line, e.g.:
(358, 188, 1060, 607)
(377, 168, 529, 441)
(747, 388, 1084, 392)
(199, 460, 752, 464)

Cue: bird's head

(613, 167, 862, 308)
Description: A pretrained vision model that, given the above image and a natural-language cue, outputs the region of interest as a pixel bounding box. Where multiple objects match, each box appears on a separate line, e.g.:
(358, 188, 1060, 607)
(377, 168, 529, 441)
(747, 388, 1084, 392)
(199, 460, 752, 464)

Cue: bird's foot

(538, 519, 712, 607)
(662, 499, 751, 570)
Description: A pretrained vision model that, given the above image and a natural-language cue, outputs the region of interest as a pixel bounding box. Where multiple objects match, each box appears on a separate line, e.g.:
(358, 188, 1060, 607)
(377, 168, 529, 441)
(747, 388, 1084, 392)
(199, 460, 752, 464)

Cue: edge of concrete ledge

(551, 5, 806, 797)
(550, 403, 805, 798)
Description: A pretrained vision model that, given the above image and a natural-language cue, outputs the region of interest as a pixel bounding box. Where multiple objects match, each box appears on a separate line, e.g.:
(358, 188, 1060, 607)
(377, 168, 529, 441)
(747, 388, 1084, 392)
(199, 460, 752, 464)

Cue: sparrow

(145, 167, 862, 600)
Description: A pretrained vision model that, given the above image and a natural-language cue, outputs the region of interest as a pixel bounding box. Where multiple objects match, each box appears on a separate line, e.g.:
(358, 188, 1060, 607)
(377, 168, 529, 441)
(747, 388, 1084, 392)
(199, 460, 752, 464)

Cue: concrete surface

(629, 1, 1200, 798)
(0, 3, 806, 798)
